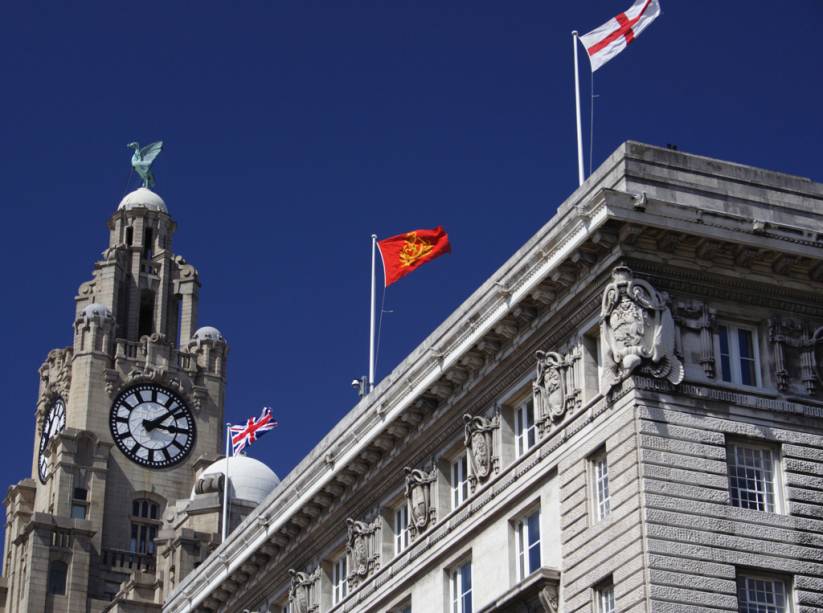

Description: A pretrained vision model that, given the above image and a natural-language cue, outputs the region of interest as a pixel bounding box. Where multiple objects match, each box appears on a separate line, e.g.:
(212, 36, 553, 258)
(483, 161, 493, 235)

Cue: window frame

(589, 447, 611, 523)
(450, 453, 469, 510)
(726, 439, 784, 514)
(130, 498, 161, 554)
(713, 322, 763, 388)
(593, 576, 615, 613)
(514, 398, 537, 458)
(71, 486, 88, 520)
(449, 558, 473, 613)
(47, 560, 68, 596)
(394, 504, 410, 555)
(331, 553, 348, 606)
(736, 571, 792, 613)
(514, 508, 542, 581)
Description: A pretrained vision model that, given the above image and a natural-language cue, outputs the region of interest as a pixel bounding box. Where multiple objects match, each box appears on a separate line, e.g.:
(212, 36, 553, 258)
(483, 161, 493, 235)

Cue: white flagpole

(221, 423, 230, 542)
(572, 31, 585, 186)
(369, 234, 377, 392)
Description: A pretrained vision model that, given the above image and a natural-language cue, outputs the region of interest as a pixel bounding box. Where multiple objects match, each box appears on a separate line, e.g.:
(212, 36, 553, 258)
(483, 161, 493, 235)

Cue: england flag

(580, 0, 661, 72)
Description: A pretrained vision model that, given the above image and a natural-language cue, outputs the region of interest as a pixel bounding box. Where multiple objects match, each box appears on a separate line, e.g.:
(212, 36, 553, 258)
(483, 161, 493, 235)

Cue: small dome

(118, 187, 167, 213)
(193, 456, 279, 504)
(192, 326, 224, 342)
(82, 303, 112, 319)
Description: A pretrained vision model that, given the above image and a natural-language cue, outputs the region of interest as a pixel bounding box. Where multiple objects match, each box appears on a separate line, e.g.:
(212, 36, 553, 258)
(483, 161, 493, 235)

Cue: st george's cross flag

(377, 226, 451, 287)
(580, 0, 661, 72)
(229, 407, 278, 455)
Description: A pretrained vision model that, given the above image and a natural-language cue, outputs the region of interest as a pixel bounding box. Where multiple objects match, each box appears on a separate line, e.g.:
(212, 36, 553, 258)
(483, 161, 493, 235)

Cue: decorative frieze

(403, 467, 437, 538)
(463, 414, 500, 490)
(346, 517, 381, 589)
(600, 266, 684, 391)
(533, 349, 580, 431)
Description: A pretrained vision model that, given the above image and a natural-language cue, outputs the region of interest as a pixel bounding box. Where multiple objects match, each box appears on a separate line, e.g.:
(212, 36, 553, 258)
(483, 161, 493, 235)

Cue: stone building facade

(162, 142, 823, 613)
(0, 187, 264, 612)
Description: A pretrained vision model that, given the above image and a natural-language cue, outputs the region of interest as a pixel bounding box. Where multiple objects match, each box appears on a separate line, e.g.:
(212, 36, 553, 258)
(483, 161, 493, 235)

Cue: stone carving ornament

(533, 350, 577, 429)
(38, 348, 73, 408)
(404, 467, 436, 537)
(600, 266, 684, 391)
(346, 518, 379, 587)
(288, 568, 318, 613)
(463, 414, 499, 489)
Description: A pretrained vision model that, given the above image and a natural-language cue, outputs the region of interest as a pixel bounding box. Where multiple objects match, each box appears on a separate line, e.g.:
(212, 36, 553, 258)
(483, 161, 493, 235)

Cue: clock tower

(1, 186, 227, 612)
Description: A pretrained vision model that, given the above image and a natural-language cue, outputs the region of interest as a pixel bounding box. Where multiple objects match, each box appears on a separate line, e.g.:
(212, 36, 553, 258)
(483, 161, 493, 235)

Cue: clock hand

(143, 410, 179, 432)
(150, 423, 189, 435)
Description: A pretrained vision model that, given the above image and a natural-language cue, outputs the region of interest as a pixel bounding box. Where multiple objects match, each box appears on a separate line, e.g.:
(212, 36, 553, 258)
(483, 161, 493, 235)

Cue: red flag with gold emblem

(377, 226, 451, 287)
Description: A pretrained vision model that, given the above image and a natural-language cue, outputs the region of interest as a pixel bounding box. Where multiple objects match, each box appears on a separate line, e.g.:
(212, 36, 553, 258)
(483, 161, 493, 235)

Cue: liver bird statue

(127, 141, 164, 188)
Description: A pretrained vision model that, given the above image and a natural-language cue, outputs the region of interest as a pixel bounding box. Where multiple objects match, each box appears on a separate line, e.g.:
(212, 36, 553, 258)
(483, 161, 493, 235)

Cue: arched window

(130, 498, 160, 554)
(47, 560, 68, 595)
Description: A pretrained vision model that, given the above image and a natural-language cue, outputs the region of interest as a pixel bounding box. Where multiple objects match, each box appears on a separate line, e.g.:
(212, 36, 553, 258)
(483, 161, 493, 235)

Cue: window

(449, 560, 472, 613)
(130, 499, 160, 554)
(715, 324, 761, 387)
(514, 399, 537, 457)
(47, 560, 68, 595)
(591, 448, 610, 521)
(727, 442, 781, 513)
(594, 577, 615, 613)
(737, 573, 791, 613)
(394, 505, 410, 555)
(71, 487, 87, 520)
(332, 554, 348, 605)
(515, 510, 542, 580)
(451, 454, 469, 509)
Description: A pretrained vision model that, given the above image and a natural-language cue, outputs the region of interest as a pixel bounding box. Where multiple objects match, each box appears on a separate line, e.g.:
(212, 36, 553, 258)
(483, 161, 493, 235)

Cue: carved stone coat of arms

(463, 414, 498, 488)
(404, 467, 436, 536)
(600, 266, 684, 391)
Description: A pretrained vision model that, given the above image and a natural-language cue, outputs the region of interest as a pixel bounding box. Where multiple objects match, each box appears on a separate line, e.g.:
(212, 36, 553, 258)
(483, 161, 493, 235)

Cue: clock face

(109, 384, 195, 468)
(38, 398, 66, 484)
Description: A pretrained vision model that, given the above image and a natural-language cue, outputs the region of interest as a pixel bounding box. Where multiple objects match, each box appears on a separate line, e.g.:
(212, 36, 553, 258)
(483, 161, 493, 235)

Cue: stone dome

(118, 187, 168, 213)
(192, 326, 224, 342)
(193, 456, 279, 504)
(82, 303, 112, 319)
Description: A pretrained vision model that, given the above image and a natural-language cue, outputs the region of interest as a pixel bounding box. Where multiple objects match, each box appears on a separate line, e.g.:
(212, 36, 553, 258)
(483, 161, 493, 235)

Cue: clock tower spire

(2, 184, 228, 612)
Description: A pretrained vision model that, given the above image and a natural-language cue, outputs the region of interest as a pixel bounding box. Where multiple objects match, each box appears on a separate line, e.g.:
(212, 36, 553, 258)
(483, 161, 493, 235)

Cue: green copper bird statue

(127, 141, 164, 188)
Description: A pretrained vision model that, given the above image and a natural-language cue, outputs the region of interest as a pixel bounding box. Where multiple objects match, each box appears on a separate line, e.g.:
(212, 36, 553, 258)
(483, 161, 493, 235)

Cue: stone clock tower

(1, 187, 227, 612)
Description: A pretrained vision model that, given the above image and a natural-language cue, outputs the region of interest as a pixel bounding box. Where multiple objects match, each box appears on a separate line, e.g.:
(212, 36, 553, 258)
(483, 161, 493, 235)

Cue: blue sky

(1, 0, 821, 514)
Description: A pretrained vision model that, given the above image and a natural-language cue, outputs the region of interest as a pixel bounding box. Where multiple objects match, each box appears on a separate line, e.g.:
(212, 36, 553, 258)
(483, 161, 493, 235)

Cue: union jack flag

(229, 407, 278, 455)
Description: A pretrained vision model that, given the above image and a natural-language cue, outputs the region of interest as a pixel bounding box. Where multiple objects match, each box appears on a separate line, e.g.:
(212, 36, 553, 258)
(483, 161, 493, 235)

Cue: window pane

(737, 575, 787, 613)
(718, 326, 732, 382)
(594, 454, 610, 520)
(727, 444, 776, 512)
(527, 511, 541, 572)
(737, 329, 756, 386)
(598, 585, 615, 613)
(461, 562, 472, 613)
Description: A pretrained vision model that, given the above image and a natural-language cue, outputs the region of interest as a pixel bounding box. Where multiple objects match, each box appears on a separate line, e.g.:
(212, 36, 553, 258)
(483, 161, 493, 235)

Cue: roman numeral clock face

(109, 384, 195, 468)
